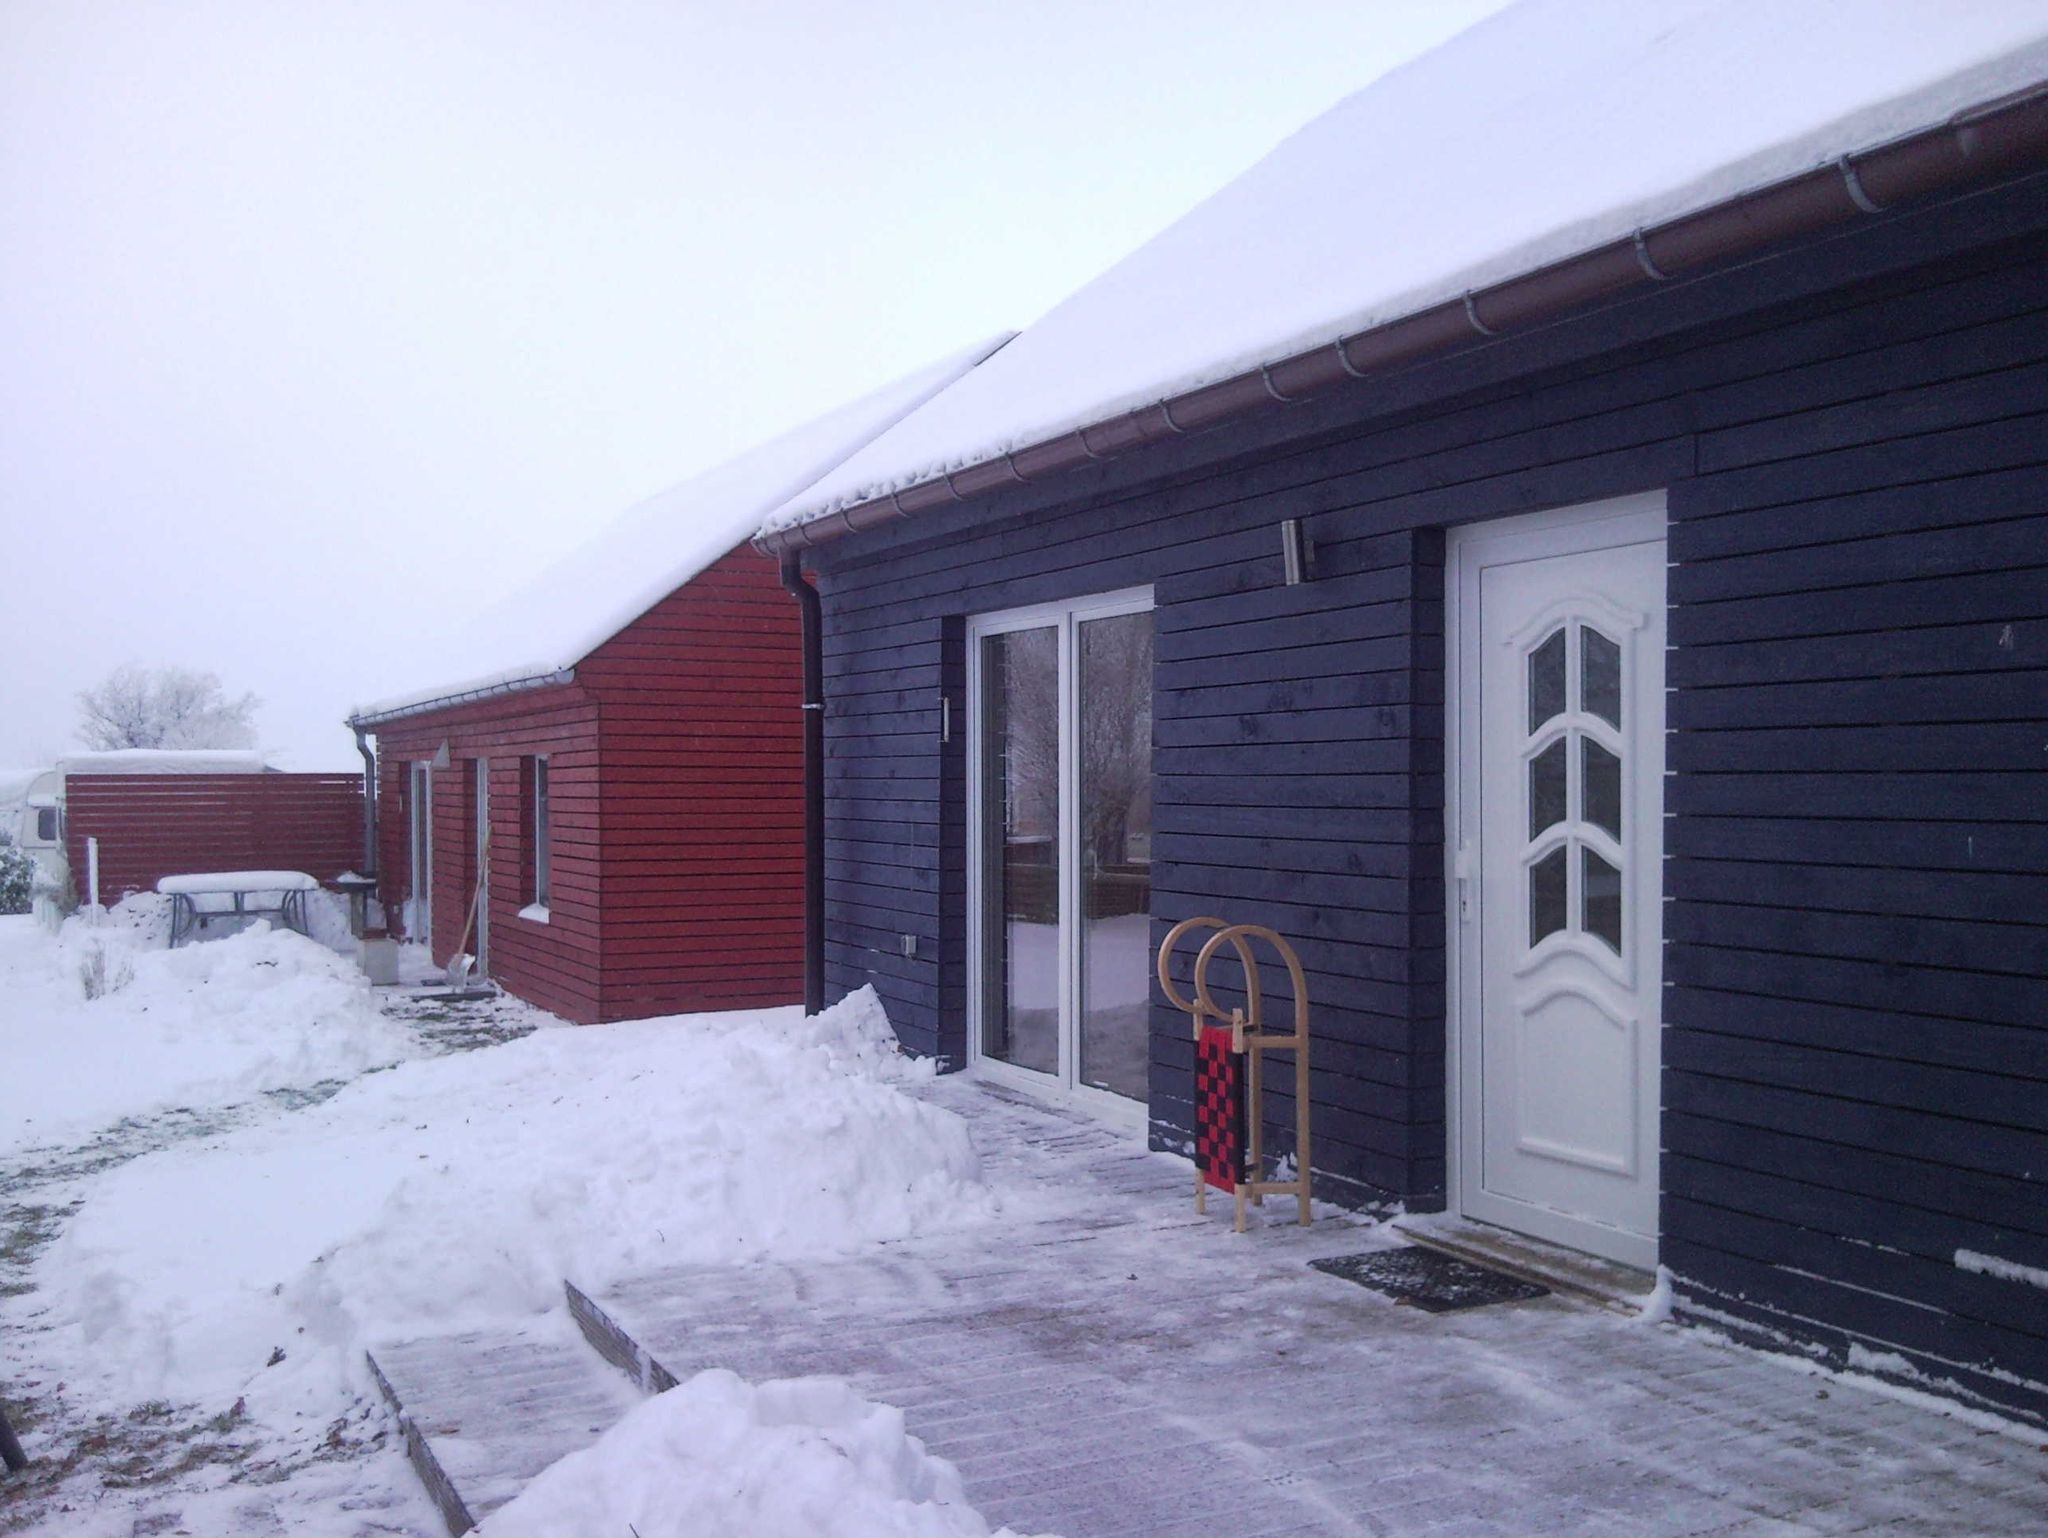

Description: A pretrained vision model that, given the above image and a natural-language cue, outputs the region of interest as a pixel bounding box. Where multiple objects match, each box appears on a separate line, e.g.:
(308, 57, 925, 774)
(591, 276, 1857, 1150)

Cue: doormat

(1310, 1248, 1549, 1312)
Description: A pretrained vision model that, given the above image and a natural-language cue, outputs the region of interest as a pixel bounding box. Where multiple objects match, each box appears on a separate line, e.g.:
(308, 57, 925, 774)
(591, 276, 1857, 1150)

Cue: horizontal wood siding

(585, 542, 805, 1019)
(811, 173, 2048, 1419)
(376, 685, 603, 1024)
(64, 773, 363, 905)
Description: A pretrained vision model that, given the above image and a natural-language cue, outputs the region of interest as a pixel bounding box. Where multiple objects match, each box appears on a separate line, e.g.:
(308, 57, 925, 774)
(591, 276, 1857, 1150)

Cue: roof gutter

(757, 81, 2048, 560)
(345, 668, 577, 732)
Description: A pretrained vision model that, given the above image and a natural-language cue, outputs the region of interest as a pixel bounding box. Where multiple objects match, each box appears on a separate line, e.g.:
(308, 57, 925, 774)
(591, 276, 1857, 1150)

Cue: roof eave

(346, 668, 578, 732)
(757, 79, 2048, 560)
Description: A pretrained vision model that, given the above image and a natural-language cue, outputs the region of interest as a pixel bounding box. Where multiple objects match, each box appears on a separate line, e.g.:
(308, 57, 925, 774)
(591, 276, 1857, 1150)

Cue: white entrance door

(1448, 493, 1666, 1270)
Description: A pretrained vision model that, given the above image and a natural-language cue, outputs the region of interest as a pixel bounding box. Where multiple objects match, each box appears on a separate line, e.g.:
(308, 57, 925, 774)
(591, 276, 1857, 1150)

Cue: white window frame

(965, 585, 1153, 1130)
(407, 760, 433, 941)
(522, 754, 551, 922)
(472, 756, 491, 971)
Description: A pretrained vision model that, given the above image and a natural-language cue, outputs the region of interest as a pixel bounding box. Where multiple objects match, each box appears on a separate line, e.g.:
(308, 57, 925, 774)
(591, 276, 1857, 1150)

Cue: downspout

(780, 553, 826, 1015)
(352, 721, 380, 882)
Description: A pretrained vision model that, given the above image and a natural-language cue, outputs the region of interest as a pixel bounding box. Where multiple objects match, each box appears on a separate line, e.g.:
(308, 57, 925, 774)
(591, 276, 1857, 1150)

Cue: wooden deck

(370, 1079, 2048, 1536)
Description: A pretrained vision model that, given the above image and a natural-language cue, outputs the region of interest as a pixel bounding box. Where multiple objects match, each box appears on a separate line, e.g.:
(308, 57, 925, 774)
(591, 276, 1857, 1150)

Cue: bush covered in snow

(0, 829, 32, 915)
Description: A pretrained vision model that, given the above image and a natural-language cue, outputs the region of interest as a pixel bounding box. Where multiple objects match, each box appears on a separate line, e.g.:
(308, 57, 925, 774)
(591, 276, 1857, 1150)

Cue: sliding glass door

(970, 589, 1154, 1121)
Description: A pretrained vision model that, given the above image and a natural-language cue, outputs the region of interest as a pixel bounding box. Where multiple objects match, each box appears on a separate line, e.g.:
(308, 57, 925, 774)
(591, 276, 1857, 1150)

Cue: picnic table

(156, 870, 320, 947)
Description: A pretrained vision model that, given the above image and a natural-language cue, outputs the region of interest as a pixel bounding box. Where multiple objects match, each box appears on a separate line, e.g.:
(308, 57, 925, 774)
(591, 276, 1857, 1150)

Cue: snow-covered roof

(352, 334, 1012, 725)
(0, 768, 47, 808)
(58, 749, 271, 775)
(762, 0, 2048, 539)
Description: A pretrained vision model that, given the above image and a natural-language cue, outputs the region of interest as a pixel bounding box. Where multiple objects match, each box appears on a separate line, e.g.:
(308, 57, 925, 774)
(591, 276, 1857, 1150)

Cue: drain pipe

(780, 553, 826, 1015)
(352, 722, 380, 882)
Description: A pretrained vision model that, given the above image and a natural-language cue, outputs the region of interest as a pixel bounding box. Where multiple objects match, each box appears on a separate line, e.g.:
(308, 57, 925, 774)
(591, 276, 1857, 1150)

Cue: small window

(1529, 739, 1567, 839)
(1529, 846, 1568, 946)
(528, 755, 551, 910)
(1527, 627, 1566, 732)
(35, 807, 58, 843)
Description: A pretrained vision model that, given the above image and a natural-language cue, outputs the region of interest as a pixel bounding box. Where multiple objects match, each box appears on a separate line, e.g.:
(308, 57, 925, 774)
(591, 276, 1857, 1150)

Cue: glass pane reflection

(979, 628, 1059, 1076)
(1529, 738, 1567, 838)
(1530, 846, 1568, 946)
(1582, 738, 1622, 839)
(1079, 611, 1154, 1103)
(1528, 628, 1566, 732)
(1582, 627, 1622, 728)
(1583, 847, 1623, 953)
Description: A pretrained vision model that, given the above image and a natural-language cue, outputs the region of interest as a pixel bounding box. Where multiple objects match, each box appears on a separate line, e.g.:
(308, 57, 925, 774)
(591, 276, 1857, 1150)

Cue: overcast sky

(2, 1, 1503, 770)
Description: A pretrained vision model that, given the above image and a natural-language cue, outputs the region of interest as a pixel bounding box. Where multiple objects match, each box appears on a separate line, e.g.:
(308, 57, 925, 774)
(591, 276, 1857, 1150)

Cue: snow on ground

(36, 987, 988, 1415)
(0, 901, 416, 1159)
(479, 1370, 1049, 1538)
(0, 908, 1004, 1535)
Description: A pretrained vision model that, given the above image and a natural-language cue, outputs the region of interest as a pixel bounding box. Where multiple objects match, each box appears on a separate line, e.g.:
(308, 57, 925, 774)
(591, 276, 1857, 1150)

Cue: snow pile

(1631, 1264, 1676, 1326)
(0, 907, 414, 1156)
(35, 987, 991, 1415)
(763, 0, 2048, 535)
(481, 1370, 1051, 1538)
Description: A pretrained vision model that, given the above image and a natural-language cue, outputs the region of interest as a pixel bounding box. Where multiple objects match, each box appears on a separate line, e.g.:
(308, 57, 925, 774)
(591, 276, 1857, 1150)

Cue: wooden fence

(64, 773, 365, 905)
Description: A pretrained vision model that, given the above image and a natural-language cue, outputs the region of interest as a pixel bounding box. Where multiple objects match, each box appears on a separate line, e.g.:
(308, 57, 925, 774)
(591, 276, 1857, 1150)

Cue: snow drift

(36, 986, 992, 1417)
(479, 1370, 1051, 1538)
(1, 904, 414, 1157)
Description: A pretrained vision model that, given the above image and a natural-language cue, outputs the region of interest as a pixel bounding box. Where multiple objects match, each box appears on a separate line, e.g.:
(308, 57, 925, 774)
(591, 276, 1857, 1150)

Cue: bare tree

(76, 665, 259, 751)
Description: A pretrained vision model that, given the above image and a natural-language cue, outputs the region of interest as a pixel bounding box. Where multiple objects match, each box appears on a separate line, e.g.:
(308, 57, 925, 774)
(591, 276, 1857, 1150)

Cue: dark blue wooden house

(757, 3, 2048, 1423)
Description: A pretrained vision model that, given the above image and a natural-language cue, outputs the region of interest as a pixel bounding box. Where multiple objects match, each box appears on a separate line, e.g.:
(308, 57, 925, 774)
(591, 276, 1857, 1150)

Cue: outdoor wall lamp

(1281, 517, 1317, 585)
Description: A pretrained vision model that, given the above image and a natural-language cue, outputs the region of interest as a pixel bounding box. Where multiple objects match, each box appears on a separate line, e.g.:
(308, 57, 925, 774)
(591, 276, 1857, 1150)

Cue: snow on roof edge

(354, 332, 1014, 725)
(760, 3, 2048, 539)
(346, 665, 572, 729)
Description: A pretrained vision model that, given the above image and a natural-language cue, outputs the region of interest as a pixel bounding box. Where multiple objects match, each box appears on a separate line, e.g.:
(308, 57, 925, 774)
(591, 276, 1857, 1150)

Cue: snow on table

(155, 870, 321, 895)
(157, 870, 320, 944)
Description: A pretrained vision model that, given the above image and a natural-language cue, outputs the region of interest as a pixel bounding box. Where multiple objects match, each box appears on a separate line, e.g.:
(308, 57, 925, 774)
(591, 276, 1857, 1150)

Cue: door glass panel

(1582, 627, 1622, 728)
(1529, 738, 1566, 838)
(1582, 738, 1621, 839)
(1583, 847, 1622, 953)
(1528, 628, 1566, 731)
(1529, 846, 1567, 946)
(1078, 611, 1154, 1103)
(979, 627, 1059, 1077)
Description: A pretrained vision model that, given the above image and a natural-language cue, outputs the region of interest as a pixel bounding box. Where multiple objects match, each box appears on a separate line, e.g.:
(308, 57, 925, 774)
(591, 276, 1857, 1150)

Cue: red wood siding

(65, 773, 364, 907)
(583, 543, 805, 1017)
(375, 685, 604, 1024)
(370, 542, 804, 1023)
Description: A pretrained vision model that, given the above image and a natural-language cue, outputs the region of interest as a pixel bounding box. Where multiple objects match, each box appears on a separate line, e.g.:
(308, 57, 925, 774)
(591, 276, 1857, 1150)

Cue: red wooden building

(346, 340, 1005, 1024)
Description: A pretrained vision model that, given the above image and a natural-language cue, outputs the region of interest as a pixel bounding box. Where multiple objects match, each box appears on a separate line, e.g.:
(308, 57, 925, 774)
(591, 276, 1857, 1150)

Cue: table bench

(157, 870, 320, 947)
